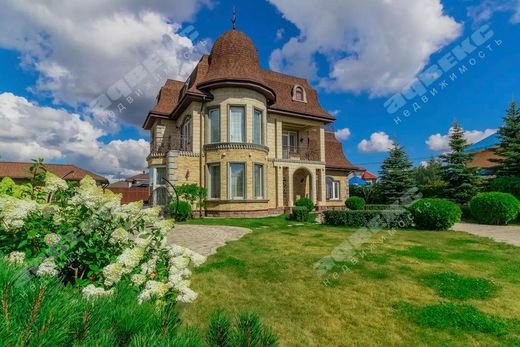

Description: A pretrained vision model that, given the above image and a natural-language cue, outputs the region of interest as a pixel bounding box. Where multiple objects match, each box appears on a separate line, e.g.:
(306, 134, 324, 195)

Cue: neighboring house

(349, 171, 377, 186)
(142, 29, 363, 216)
(107, 172, 149, 205)
(466, 133, 502, 170)
(0, 161, 108, 185)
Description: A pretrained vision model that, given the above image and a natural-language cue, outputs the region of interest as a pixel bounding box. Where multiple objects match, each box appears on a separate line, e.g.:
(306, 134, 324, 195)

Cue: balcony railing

(282, 144, 320, 161)
(149, 135, 192, 156)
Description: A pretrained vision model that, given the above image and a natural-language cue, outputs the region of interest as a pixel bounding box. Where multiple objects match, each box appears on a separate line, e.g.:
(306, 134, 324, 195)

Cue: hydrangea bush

(0, 174, 205, 304)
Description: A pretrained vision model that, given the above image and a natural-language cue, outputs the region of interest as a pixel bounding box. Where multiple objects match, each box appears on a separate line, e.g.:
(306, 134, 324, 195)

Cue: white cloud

(426, 128, 497, 151)
(268, 0, 462, 96)
(358, 132, 394, 153)
(467, 0, 520, 24)
(334, 128, 351, 141)
(275, 28, 285, 41)
(0, 1, 211, 130)
(513, 0, 520, 23)
(0, 93, 148, 178)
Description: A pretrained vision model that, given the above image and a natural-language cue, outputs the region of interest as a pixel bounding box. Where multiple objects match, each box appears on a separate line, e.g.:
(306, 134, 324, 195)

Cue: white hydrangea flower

(168, 245, 188, 257)
(176, 286, 197, 303)
(36, 257, 59, 277)
(137, 280, 169, 304)
(82, 284, 114, 299)
(0, 195, 38, 230)
(141, 207, 162, 224)
(187, 251, 207, 267)
(44, 172, 68, 193)
(131, 274, 147, 286)
(109, 227, 129, 244)
(5, 251, 25, 265)
(44, 233, 61, 247)
(170, 256, 190, 270)
(141, 256, 158, 275)
(103, 263, 124, 286)
(117, 247, 145, 273)
(153, 219, 174, 235)
(134, 234, 152, 248)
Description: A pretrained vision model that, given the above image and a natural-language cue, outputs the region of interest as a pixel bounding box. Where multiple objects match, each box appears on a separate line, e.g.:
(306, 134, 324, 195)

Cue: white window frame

(228, 162, 246, 200)
(326, 177, 340, 200)
(207, 163, 221, 200)
(207, 107, 220, 144)
(253, 163, 265, 200)
(228, 106, 246, 143)
(252, 108, 263, 145)
(180, 116, 191, 151)
(292, 85, 307, 103)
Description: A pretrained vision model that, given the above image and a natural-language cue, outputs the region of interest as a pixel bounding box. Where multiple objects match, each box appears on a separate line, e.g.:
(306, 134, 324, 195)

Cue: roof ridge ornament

(232, 6, 237, 30)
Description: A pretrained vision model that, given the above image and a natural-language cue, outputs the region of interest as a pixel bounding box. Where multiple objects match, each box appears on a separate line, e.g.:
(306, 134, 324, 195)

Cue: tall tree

(378, 142, 415, 204)
(415, 157, 443, 186)
(441, 122, 482, 204)
(494, 101, 520, 177)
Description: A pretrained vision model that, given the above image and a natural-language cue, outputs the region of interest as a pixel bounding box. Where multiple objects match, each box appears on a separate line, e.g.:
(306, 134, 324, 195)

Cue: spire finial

(232, 6, 237, 30)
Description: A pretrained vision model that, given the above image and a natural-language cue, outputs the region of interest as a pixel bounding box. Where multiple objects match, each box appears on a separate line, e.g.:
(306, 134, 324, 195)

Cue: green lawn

(180, 216, 520, 346)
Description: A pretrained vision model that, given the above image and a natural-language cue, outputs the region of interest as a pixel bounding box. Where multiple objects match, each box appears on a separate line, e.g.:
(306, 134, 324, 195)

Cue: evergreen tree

(378, 142, 415, 203)
(441, 122, 482, 204)
(415, 157, 443, 185)
(494, 101, 520, 177)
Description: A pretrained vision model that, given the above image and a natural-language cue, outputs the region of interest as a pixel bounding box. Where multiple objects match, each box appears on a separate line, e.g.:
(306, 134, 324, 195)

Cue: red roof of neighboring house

(144, 29, 333, 129)
(0, 162, 108, 184)
(127, 172, 148, 181)
(362, 171, 377, 180)
(324, 132, 364, 172)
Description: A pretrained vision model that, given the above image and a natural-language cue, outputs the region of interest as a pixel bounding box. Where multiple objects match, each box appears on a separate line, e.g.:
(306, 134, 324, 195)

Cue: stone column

(320, 168, 326, 204)
(288, 167, 294, 207)
(275, 118, 283, 159)
(276, 166, 283, 207)
(166, 150, 179, 192)
(311, 171, 317, 204)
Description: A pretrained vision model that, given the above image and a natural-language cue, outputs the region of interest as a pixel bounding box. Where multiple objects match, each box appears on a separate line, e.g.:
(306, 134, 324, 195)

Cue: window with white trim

(207, 164, 221, 199)
(253, 109, 263, 145)
(208, 108, 220, 143)
(326, 177, 340, 200)
(229, 106, 245, 142)
(180, 116, 191, 151)
(253, 164, 264, 199)
(229, 163, 246, 199)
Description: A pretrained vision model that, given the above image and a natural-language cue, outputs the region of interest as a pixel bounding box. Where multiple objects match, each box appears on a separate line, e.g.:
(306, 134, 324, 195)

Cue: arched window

(292, 85, 307, 103)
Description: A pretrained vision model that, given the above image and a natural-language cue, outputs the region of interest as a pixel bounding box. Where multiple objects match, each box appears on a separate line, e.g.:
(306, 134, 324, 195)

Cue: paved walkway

(167, 224, 251, 256)
(453, 222, 520, 247)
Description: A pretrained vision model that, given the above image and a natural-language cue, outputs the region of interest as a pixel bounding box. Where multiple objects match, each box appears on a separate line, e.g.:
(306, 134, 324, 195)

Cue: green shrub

(460, 204, 472, 220)
(488, 176, 520, 200)
(323, 209, 413, 228)
(470, 192, 520, 225)
(290, 206, 309, 222)
(295, 197, 315, 212)
(345, 196, 366, 210)
(419, 181, 448, 198)
(169, 199, 193, 221)
(409, 198, 462, 230)
(365, 204, 403, 210)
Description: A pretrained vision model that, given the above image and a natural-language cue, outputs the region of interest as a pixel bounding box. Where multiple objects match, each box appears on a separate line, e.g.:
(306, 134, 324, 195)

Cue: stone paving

(167, 224, 251, 256)
(453, 222, 520, 247)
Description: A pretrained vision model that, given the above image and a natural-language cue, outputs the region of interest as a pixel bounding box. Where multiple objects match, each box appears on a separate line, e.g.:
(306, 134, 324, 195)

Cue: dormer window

(292, 85, 307, 103)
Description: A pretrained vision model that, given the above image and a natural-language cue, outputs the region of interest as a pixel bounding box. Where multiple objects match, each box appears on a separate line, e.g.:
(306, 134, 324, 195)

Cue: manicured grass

(181, 215, 520, 346)
(421, 272, 500, 300)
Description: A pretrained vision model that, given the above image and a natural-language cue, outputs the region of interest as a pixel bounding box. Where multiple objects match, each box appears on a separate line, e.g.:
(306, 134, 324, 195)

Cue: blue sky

(0, 0, 519, 178)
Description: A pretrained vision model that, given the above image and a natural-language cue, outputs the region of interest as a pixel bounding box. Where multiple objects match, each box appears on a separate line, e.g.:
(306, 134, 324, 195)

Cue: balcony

(149, 135, 192, 157)
(282, 144, 320, 161)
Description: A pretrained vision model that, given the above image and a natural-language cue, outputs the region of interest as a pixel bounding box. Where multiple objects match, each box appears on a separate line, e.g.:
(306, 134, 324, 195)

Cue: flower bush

(470, 192, 520, 225)
(409, 198, 462, 231)
(0, 173, 206, 304)
(345, 196, 366, 210)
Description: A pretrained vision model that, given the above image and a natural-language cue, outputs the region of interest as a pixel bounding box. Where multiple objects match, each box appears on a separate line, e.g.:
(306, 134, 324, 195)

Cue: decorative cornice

(204, 143, 269, 153)
(270, 158, 325, 165)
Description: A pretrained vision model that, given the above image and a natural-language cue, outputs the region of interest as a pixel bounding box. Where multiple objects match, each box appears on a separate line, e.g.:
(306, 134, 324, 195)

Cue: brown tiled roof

(127, 172, 148, 181)
(362, 171, 378, 180)
(0, 162, 108, 184)
(324, 132, 364, 171)
(144, 29, 333, 129)
(469, 149, 502, 168)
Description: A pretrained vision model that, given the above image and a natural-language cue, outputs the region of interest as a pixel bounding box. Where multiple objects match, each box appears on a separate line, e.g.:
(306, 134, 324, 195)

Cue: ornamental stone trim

(204, 143, 269, 153)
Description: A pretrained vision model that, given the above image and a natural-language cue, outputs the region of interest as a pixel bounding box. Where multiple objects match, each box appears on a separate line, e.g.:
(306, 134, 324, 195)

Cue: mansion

(143, 29, 364, 216)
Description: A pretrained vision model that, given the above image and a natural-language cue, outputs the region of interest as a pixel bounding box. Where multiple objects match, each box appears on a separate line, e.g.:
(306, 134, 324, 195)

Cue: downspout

(199, 96, 206, 217)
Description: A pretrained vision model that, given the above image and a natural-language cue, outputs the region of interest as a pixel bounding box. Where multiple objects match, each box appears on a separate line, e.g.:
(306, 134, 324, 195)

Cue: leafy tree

(493, 101, 520, 176)
(441, 122, 482, 204)
(378, 142, 415, 204)
(415, 157, 443, 186)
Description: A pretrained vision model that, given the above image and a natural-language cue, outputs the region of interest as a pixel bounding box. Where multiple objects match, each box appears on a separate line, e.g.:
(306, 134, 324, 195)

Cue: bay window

(229, 163, 245, 199)
(253, 164, 264, 199)
(207, 164, 221, 199)
(208, 108, 220, 143)
(229, 106, 245, 142)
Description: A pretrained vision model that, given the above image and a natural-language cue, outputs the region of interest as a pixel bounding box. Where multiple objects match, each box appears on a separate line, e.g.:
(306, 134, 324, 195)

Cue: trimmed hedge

(365, 204, 404, 211)
(346, 196, 366, 210)
(409, 198, 462, 231)
(470, 192, 520, 225)
(488, 177, 520, 200)
(295, 197, 315, 212)
(323, 209, 413, 228)
(289, 206, 309, 222)
(169, 200, 192, 222)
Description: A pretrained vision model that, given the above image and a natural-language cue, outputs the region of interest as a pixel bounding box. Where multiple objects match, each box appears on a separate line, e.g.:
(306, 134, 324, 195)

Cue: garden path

(453, 222, 520, 247)
(167, 224, 251, 256)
